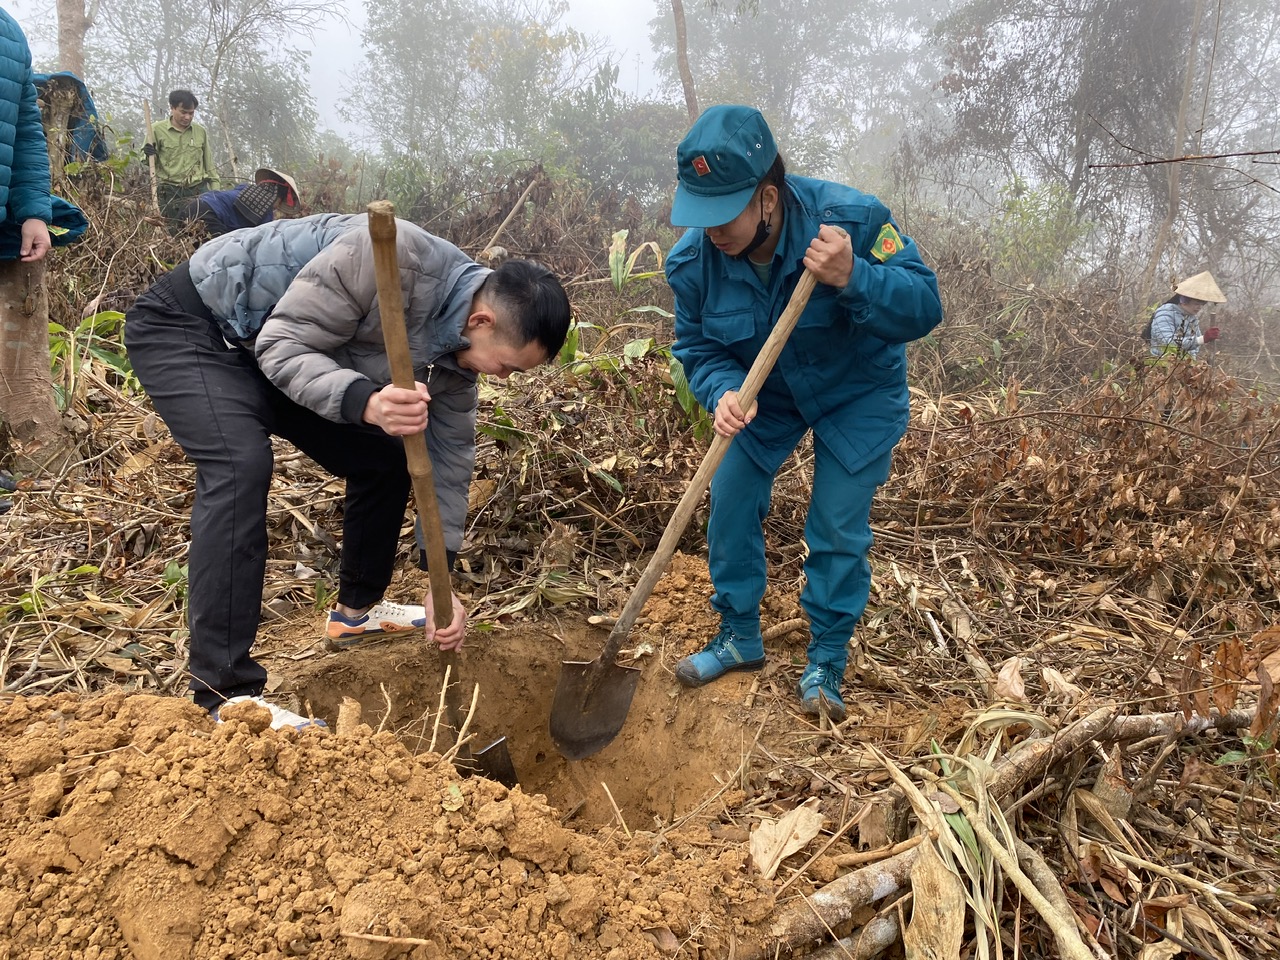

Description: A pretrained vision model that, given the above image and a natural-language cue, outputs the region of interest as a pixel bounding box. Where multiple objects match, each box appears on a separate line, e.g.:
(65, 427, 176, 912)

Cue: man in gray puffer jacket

(124, 213, 571, 729)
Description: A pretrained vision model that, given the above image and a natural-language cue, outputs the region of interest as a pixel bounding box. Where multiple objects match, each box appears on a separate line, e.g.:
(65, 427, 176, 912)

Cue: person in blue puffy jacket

(0, 10, 52, 265)
(666, 105, 943, 722)
(1148, 271, 1225, 358)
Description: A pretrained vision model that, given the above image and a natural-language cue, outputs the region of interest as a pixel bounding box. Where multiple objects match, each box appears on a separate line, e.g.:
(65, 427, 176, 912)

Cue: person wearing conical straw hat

(183, 167, 301, 238)
(1149, 270, 1226, 358)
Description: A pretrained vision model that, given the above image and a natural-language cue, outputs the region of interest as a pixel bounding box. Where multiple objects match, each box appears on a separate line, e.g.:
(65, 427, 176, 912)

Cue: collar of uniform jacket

(710, 181, 814, 290)
(426, 259, 491, 378)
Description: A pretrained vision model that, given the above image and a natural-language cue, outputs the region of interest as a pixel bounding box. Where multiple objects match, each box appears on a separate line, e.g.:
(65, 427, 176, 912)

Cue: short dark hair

(169, 89, 199, 110)
(481, 260, 571, 360)
(760, 151, 787, 190)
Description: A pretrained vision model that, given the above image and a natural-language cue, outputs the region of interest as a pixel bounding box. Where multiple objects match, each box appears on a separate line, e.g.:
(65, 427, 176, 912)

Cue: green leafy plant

(476, 389, 537, 445)
(1, 564, 102, 619)
(1215, 732, 1278, 787)
(48, 310, 138, 411)
(608, 228, 664, 293)
(162, 561, 189, 597)
(313, 580, 336, 612)
(668, 354, 713, 441)
(991, 177, 1087, 286)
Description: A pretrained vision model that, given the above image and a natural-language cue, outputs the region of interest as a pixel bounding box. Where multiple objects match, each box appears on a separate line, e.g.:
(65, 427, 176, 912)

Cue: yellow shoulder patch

(870, 222, 903, 263)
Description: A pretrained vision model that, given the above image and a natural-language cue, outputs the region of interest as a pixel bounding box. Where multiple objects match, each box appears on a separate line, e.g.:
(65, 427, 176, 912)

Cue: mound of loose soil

(0, 685, 777, 960)
(2, 553, 988, 959)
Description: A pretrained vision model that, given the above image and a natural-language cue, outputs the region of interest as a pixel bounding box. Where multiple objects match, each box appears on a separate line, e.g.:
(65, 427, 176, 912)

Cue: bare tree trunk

(0, 260, 71, 473)
(217, 104, 239, 182)
(671, 0, 699, 123)
(39, 78, 79, 193)
(1142, 0, 1205, 296)
(55, 0, 98, 77)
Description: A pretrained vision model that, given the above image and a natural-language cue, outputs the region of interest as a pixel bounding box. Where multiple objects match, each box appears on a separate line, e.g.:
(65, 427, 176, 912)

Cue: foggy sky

(0, 0, 664, 139)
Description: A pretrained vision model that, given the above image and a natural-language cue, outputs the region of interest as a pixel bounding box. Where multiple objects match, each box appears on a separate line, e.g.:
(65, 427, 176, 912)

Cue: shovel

(366, 201, 518, 788)
(550, 266, 824, 760)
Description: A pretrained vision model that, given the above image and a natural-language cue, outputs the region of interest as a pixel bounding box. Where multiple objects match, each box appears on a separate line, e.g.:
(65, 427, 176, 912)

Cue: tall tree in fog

(546, 65, 689, 205)
(649, 0, 944, 184)
(55, 0, 98, 76)
(343, 0, 479, 163)
(467, 0, 612, 157)
(669, 0, 698, 122)
(924, 0, 1280, 285)
(346, 0, 610, 168)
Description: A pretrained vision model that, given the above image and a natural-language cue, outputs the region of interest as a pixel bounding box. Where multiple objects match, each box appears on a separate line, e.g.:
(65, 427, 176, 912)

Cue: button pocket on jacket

(702, 309, 755, 347)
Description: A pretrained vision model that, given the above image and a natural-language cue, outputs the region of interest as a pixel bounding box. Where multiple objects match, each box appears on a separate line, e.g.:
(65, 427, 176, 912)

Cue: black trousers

(124, 268, 411, 708)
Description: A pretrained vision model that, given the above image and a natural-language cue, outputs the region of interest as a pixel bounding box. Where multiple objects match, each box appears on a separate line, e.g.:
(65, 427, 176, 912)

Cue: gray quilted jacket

(187, 212, 491, 554)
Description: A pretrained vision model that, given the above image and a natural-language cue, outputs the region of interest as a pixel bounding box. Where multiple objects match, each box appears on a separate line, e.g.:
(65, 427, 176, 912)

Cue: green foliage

(990, 177, 1087, 285)
(346, 0, 480, 163)
(668, 354, 713, 442)
(546, 78, 687, 207)
(556, 228, 710, 439)
(313, 580, 335, 612)
(47, 311, 138, 412)
(214, 53, 321, 170)
(61, 121, 142, 180)
(348, 0, 613, 180)
(476, 393, 535, 446)
(1214, 733, 1279, 792)
(564, 230, 672, 374)
(608, 229, 665, 292)
(1, 564, 101, 619)
(162, 561, 188, 591)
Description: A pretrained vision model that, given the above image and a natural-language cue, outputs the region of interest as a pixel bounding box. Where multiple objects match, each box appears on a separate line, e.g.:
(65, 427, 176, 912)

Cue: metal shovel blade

(471, 737, 519, 788)
(549, 658, 643, 761)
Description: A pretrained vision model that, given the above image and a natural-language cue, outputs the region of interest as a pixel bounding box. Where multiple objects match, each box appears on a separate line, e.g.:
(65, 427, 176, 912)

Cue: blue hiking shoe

(797, 662, 847, 722)
(675, 624, 765, 687)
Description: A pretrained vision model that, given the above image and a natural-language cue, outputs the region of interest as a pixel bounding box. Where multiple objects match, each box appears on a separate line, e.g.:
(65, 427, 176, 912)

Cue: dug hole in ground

(2, 555, 897, 960)
(6, 361, 1280, 960)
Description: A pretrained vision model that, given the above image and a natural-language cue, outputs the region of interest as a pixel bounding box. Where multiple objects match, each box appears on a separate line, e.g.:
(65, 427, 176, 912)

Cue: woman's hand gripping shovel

(549, 237, 838, 761)
(367, 202, 518, 788)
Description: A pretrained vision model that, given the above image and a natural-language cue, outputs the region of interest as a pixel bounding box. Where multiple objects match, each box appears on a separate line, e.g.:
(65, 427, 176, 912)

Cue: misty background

(4, 0, 1280, 355)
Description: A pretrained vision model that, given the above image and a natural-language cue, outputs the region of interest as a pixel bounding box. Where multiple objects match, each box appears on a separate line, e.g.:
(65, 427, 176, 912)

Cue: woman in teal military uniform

(666, 105, 943, 721)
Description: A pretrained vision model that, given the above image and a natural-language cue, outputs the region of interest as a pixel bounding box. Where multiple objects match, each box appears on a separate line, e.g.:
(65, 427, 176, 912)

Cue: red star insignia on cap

(692, 155, 711, 176)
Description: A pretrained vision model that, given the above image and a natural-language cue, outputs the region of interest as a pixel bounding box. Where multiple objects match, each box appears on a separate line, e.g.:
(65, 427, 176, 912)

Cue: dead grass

(2, 168, 1279, 957)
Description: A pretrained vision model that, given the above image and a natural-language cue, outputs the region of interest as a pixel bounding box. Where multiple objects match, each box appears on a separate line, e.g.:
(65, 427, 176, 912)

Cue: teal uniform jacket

(667, 175, 942, 474)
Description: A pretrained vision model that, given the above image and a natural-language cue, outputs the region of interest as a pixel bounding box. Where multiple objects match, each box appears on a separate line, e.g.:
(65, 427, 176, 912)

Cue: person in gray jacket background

(123, 213, 572, 729)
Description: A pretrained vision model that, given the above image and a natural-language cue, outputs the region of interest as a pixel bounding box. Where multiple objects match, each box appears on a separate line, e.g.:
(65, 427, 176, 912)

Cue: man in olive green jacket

(144, 88, 218, 219)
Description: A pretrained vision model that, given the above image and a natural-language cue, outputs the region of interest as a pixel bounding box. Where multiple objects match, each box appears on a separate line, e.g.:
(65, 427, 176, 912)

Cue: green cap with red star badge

(673, 105, 778, 229)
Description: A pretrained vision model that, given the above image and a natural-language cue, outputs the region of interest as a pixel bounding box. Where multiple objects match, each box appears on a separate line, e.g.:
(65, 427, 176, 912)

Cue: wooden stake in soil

(366, 201, 508, 783)
(336, 696, 362, 737)
(142, 100, 160, 215)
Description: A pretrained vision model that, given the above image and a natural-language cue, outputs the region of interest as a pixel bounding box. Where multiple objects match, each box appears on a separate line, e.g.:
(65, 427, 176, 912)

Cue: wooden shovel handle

(595, 266, 822, 671)
(142, 100, 160, 215)
(366, 201, 453, 630)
